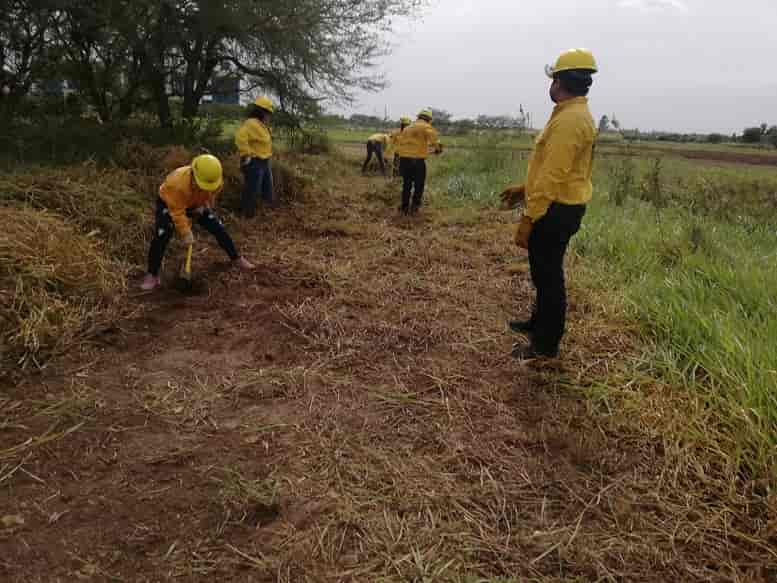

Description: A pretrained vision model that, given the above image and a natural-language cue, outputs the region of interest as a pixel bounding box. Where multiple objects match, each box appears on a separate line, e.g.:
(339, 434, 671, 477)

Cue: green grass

(574, 194, 777, 476)
(427, 143, 777, 480)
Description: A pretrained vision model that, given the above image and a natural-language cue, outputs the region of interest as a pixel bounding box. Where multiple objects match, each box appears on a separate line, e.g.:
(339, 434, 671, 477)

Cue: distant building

(208, 75, 240, 105)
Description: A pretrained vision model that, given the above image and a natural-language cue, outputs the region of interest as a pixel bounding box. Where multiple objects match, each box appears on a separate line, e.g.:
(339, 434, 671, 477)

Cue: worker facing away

(502, 48, 597, 359)
(235, 96, 275, 217)
(139, 154, 254, 291)
(362, 132, 391, 176)
(397, 109, 443, 215)
(390, 116, 412, 177)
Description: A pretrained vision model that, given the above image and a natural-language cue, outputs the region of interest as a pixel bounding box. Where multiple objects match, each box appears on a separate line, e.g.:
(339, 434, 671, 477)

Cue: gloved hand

(180, 231, 195, 246)
(499, 184, 526, 210)
(240, 156, 252, 167)
(515, 215, 533, 249)
(434, 143, 444, 155)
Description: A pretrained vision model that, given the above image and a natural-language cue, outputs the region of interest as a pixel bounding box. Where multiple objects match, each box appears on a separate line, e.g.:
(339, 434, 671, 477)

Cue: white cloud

(618, 0, 689, 12)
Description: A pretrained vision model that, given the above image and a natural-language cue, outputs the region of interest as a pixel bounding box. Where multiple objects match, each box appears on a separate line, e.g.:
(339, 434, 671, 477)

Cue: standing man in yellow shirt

(502, 49, 598, 359)
(362, 132, 391, 176)
(397, 109, 442, 215)
(235, 96, 274, 218)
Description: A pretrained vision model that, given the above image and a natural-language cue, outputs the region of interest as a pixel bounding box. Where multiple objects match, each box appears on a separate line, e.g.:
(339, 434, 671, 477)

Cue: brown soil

(1, 153, 775, 582)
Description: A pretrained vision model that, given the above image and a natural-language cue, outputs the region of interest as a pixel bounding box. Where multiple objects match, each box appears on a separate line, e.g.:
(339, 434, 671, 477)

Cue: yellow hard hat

(545, 49, 598, 78)
(254, 95, 274, 113)
(191, 154, 223, 192)
(400, 116, 411, 125)
(418, 109, 433, 121)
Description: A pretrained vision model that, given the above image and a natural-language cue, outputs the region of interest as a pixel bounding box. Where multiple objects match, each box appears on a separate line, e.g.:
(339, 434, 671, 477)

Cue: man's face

(549, 78, 561, 104)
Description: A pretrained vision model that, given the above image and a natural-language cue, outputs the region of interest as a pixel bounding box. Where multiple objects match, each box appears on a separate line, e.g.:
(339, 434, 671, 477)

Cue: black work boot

(511, 342, 559, 360)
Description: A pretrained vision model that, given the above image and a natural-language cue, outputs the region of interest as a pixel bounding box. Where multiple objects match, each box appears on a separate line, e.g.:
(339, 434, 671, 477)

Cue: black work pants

(527, 202, 586, 355)
(147, 198, 239, 276)
(362, 141, 386, 175)
(399, 157, 427, 212)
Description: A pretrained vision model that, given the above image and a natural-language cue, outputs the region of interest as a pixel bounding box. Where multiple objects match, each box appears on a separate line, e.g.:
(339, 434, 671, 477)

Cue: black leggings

(147, 198, 239, 276)
(399, 157, 427, 212)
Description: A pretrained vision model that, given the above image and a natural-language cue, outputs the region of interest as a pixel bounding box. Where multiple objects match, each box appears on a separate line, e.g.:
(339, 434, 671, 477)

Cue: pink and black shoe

(139, 274, 161, 291)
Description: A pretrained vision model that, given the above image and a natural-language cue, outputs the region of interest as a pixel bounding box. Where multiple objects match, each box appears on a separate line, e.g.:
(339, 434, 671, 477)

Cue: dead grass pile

(0, 207, 125, 369)
(0, 162, 152, 264)
(113, 139, 310, 209)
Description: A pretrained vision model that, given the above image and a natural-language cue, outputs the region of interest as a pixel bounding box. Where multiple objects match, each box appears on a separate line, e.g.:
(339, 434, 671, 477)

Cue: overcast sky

(345, 0, 776, 134)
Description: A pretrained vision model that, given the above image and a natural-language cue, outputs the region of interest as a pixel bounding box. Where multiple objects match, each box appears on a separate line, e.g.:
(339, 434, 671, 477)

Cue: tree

(3, 0, 426, 126)
(54, 0, 150, 123)
(598, 114, 609, 132)
(0, 0, 57, 101)
(742, 127, 764, 144)
(766, 126, 777, 148)
(430, 108, 452, 124)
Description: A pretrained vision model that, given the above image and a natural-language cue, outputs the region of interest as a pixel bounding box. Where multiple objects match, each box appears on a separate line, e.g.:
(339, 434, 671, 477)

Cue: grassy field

(326, 125, 777, 168)
(2, 130, 777, 581)
(425, 143, 777, 478)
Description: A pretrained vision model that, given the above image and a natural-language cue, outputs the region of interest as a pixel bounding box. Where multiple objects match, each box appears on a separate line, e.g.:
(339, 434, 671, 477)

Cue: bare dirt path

(1, 154, 773, 582)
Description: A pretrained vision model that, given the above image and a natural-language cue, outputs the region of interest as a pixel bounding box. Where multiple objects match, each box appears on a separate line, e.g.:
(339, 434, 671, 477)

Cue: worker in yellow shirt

(235, 96, 274, 217)
(362, 132, 391, 176)
(396, 109, 443, 215)
(139, 155, 254, 291)
(390, 116, 411, 177)
(501, 49, 597, 359)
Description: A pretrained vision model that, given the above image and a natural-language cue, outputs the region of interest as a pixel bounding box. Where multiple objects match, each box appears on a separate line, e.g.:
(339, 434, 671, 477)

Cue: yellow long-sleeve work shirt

(235, 118, 273, 160)
(159, 166, 222, 237)
(523, 97, 596, 221)
(389, 128, 405, 148)
(397, 120, 440, 159)
(368, 133, 390, 147)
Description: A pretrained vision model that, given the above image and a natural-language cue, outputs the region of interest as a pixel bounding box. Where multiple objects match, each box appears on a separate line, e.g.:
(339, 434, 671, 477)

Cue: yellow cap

(400, 116, 412, 125)
(254, 95, 274, 113)
(418, 109, 433, 121)
(191, 154, 223, 192)
(545, 49, 598, 78)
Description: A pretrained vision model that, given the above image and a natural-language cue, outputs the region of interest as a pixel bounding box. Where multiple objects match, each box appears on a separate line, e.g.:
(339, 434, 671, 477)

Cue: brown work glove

(514, 215, 533, 250)
(434, 143, 444, 155)
(499, 184, 526, 210)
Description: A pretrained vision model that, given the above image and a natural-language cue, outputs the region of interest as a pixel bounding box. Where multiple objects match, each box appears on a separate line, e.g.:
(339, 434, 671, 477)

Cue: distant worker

(139, 155, 254, 291)
(396, 109, 443, 215)
(501, 48, 597, 359)
(235, 96, 275, 217)
(390, 116, 412, 177)
(362, 132, 391, 176)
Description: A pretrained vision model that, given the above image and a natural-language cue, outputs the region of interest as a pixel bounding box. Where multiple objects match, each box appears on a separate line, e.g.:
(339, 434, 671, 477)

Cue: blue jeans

(240, 157, 274, 217)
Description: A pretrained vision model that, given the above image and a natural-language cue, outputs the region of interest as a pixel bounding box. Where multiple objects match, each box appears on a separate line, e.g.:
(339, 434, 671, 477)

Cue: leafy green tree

(742, 127, 764, 144)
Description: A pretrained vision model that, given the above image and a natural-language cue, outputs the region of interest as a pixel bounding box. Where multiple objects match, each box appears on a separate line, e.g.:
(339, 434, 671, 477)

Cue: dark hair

(556, 70, 593, 97)
(248, 104, 270, 120)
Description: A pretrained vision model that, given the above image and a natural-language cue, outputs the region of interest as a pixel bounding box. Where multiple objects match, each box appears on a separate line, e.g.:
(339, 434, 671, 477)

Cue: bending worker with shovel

(139, 154, 254, 291)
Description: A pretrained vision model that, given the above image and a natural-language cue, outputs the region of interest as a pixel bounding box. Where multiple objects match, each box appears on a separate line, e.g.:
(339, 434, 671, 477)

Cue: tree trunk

(156, 89, 171, 128)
